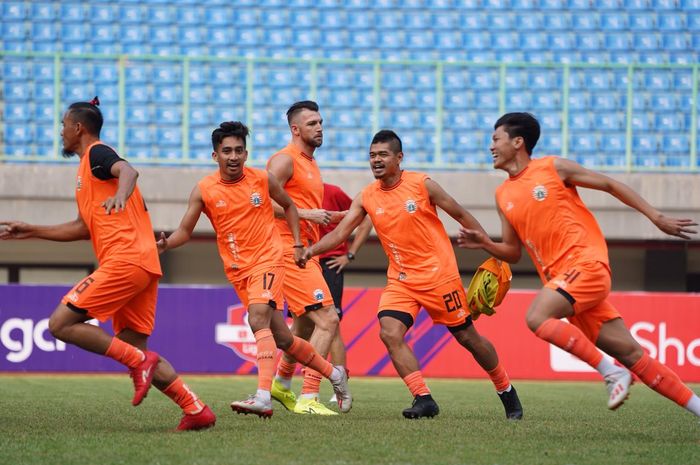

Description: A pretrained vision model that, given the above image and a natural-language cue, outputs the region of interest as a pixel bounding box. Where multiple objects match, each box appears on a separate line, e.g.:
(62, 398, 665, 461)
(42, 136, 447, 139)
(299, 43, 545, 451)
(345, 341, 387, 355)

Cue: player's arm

(102, 160, 139, 215)
(156, 185, 204, 254)
(555, 157, 698, 239)
(303, 195, 367, 262)
(326, 215, 373, 273)
(424, 178, 488, 234)
(458, 204, 522, 263)
(268, 172, 304, 266)
(0, 214, 90, 242)
(267, 154, 332, 225)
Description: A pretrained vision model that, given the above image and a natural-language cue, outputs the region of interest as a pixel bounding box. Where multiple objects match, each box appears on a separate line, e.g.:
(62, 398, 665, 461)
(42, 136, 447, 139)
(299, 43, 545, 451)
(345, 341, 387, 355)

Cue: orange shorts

(281, 253, 333, 317)
(232, 265, 285, 311)
(378, 277, 471, 328)
(545, 260, 621, 341)
(61, 261, 159, 336)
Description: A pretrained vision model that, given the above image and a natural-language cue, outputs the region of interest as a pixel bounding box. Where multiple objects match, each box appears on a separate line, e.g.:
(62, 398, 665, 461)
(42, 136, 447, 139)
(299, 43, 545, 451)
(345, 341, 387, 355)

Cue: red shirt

(319, 183, 352, 259)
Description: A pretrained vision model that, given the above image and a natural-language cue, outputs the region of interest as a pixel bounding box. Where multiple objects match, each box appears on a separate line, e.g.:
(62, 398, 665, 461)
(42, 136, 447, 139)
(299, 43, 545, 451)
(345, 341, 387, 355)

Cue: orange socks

(630, 353, 693, 407)
(277, 359, 297, 380)
(403, 371, 431, 397)
(162, 377, 205, 415)
(285, 336, 333, 378)
(487, 363, 511, 393)
(105, 337, 145, 369)
(301, 368, 324, 396)
(535, 318, 603, 367)
(255, 329, 276, 392)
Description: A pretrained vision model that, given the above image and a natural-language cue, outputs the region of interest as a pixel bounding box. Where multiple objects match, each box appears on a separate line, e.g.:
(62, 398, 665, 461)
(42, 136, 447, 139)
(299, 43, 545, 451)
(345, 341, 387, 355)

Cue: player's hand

(297, 248, 314, 269)
(654, 214, 698, 240)
(303, 209, 332, 225)
(329, 210, 348, 224)
(456, 227, 488, 249)
(327, 254, 350, 273)
(0, 221, 33, 240)
(294, 246, 306, 268)
(156, 232, 168, 254)
(102, 194, 127, 215)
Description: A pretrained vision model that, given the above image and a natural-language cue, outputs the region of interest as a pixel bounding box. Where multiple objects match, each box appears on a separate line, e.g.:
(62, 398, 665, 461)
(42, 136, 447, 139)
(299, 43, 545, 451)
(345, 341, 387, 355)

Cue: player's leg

(116, 276, 215, 430)
(596, 318, 700, 417)
(323, 261, 347, 403)
(269, 311, 351, 413)
(298, 305, 339, 398)
(378, 311, 439, 419)
(50, 266, 158, 405)
(528, 263, 635, 408)
(425, 278, 522, 419)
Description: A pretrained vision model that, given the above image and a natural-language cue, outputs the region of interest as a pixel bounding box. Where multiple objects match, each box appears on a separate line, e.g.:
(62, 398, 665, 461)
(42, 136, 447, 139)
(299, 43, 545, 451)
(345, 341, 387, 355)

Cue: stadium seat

(663, 134, 689, 153)
(532, 93, 560, 110)
(601, 133, 626, 152)
(570, 113, 593, 131)
(604, 33, 631, 51)
(3, 2, 26, 19)
(655, 113, 685, 131)
(4, 124, 34, 144)
(596, 112, 625, 131)
(60, 3, 85, 22)
(4, 82, 32, 101)
(633, 134, 659, 152)
(125, 85, 150, 103)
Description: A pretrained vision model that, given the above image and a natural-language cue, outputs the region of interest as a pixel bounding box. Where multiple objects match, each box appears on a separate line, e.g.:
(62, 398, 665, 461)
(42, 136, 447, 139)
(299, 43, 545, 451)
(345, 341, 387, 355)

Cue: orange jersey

(76, 142, 161, 276)
(199, 167, 283, 282)
(496, 156, 609, 282)
(362, 171, 459, 290)
(267, 143, 323, 246)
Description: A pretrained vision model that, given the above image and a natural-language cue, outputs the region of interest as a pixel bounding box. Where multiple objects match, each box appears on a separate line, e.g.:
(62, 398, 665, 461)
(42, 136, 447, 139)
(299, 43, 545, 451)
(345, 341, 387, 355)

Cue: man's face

(213, 136, 248, 179)
(369, 141, 402, 180)
(60, 112, 80, 157)
(291, 109, 323, 149)
(490, 125, 520, 169)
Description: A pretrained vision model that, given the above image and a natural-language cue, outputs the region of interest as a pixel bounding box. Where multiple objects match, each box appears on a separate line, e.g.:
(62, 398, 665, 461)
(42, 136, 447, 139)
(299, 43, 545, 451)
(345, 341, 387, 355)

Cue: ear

(211, 151, 217, 161)
(512, 136, 524, 150)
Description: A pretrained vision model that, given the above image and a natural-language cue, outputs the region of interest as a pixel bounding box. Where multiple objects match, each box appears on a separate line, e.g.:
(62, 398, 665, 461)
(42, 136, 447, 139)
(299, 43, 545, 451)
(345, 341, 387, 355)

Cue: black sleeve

(89, 144, 124, 180)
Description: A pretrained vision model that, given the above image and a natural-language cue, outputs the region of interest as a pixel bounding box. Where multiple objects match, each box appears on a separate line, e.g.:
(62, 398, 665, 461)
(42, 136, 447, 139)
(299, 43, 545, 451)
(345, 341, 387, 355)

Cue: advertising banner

(1, 285, 699, 381)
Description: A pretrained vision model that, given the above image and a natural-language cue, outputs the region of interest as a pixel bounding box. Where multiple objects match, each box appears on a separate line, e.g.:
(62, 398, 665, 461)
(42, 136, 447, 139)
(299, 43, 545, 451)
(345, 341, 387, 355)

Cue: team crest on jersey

(532, 185, 548, 202)
(216, 199, 226, 208)
(404, 199, 418, 214)
(505, 201, 514, 211)
(313, 289, 325, 301)
(375, 207, 384, 215)
(76, 176, 82, 191)
(250, 192, 262, 207)
(398, 272, 407, 281)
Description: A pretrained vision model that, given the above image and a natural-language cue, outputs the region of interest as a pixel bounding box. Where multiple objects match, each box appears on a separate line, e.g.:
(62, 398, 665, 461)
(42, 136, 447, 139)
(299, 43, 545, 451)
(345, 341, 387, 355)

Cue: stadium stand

(0, 1, 698, 170)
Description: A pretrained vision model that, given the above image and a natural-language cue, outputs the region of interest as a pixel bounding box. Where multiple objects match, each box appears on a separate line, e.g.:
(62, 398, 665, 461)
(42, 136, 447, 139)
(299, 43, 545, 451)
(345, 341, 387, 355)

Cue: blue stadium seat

(4, 82, 32, 101)
(663, 134, 689, 153)
(633, 34, 659, 50)
(601, 133, 626, 152)
(570, 113, 593, 131)
(126, 123, 153, 146)
(571, 134, 599, 154)
(538, 112, 562, 130)
(91, 4, 115, 23)
(596, 112, 625, 131)
(584, 72, 613, 90)
(444, 91, 473, 109)
(520, 32, 547, 50)
(93, 43, 121, 55)
(125, 85, 150, 103)
(532, 93, 560, 110)
(204, 8, 233, 26)
(31, 21, 58, 42)
(633, 134, 658, 152)
(655, 113, 685, 131)
(382, 71, 413, 89)
(631, 114, 652, 131)
(663, 34, 690, 51)
(158, 127, 182, 146)
(475, 93, 499, 110)
(93, 63, 118, 83)
(126, 144, 153, 160)
(444, 111, 477, 129)
(3, 20, 27, 40)
(506, 92, 533, 109)
(4, 102, 30, 122)
(460, 13, 485, 30)
(149, 6, 174, 24)
(416, 91, 436, 109)
(658, 13, 685, 30)
(177, 6, 202, 25)
(650, 94, 679, 111)
(121, 24, 147, 43)
(155, 106, 182, 125)
(3, 59, 31, 81)
(653, 0, 677, 8)
(4, 124, 34, 144)
(604, 33, 631, 51)
(435, 32, 462, 49)
(470, 69, 500, 90)
(125, 106, 152, 124)
(101, 126, 118, 146)
(152, 65, 182, 84)
(492, 33, 519, 51)
(463, 33, 490, 50)
(60, 3, 85, 22)
(3, 2, 26, 19)
(528, 71, 560, 90)
(35, 102, 55, 123)
(549, 32, 576, 50)
(119, 5, 143, 23)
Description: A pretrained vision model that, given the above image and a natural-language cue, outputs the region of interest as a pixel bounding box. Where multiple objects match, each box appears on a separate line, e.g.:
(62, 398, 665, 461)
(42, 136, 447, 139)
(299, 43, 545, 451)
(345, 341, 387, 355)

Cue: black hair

(286, 100, 319, 125)
(67, 99, 103, 136)
(211, 121, 250, 151)
(370, 129, 403, 154)
(494, 112, 540, 155)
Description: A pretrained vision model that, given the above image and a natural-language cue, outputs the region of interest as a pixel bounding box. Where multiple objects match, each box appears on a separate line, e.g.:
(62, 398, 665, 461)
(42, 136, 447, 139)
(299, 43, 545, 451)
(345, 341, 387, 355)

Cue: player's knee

(315, 308, 339, 333)
(48, 313, 68, 341)
(379, 327, 403, 349)
(273, 330, 293, 351)
(525, 311, 546, 333)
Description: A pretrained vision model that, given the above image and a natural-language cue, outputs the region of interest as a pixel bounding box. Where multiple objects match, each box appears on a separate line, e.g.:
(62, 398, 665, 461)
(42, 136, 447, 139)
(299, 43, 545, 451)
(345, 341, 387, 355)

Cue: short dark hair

(211, 121, 250, 151)
(494, 112, 540, 155)
(286, 100, 319, 125)
(67, 101, 103, 136)
(371, 129, 402, 154)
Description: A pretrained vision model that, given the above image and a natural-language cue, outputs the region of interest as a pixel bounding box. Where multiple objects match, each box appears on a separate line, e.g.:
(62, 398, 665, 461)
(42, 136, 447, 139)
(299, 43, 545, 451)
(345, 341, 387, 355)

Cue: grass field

(1, 375, 698, 465)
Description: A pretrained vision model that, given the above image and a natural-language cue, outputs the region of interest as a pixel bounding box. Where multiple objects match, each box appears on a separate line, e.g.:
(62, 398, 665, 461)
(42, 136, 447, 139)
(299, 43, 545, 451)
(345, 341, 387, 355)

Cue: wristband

(292, 244, 304, 248)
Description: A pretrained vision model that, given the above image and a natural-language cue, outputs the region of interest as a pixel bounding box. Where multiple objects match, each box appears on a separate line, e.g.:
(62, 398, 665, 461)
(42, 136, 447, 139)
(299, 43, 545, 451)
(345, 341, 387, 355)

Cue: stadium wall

(1, 284, 699, 382)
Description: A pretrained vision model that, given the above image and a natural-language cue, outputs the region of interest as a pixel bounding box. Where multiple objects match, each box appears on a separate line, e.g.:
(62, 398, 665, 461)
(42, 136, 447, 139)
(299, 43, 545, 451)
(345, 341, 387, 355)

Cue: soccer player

(301, 130, 524, 420)
(266, 101, 349, 415)
(156, 121, 351, 417)
(319, 183, 373, 403)
(0, 99, 216, 431)
(457, 112, 700, 417)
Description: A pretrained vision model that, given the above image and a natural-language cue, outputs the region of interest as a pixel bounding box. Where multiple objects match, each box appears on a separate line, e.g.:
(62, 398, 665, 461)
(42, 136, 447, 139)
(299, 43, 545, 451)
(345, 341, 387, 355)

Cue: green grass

(0, 375, 698, 465)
